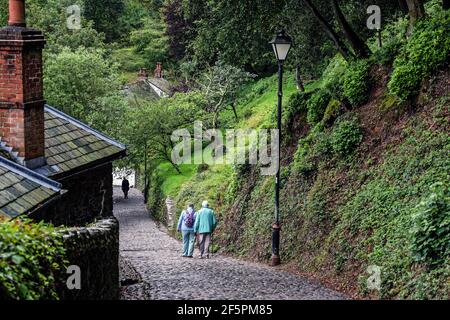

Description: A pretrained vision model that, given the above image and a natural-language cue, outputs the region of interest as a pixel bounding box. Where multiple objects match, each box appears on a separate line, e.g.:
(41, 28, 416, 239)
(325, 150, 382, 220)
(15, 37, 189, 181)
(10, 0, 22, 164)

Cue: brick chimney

(0, 0, 46, 169)
(138, 68, 149, 81)
(154, 62, 163, 78)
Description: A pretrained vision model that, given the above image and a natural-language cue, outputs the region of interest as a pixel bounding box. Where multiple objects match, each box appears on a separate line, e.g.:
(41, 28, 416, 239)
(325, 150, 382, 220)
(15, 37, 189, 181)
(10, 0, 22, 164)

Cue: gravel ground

(114, 187, 346, 300)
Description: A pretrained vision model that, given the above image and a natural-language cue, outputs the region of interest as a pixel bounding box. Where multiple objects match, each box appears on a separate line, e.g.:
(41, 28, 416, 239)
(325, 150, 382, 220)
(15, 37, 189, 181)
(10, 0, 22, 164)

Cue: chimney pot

(8, 0, 26, 27)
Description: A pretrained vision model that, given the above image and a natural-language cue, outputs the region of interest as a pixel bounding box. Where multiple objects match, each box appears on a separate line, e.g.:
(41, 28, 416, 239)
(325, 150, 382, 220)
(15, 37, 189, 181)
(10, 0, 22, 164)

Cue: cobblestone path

(114, 188, 346, 300)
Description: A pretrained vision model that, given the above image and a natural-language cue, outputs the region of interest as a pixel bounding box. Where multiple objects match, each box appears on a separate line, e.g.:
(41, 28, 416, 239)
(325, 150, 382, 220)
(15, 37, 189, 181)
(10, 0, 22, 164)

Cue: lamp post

(269, 30, 292, 266)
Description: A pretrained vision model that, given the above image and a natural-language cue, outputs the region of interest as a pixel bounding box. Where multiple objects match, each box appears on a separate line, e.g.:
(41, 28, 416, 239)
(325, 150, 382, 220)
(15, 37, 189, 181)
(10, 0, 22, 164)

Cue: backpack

(184, 209, 195, 228)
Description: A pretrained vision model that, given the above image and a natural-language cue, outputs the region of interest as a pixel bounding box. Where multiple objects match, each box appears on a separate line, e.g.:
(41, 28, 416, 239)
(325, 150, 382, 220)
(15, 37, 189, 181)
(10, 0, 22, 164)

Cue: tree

(198, 61, 255, 127)
(188, 0, 286, 74)
(44, 47, 126, 136)
(405, 0, 426, 35)
(83, 0, 125, 42)
(130, 17, 169, 69)
(24, 0, 105, 55)
(332, 0, 370, 58)
(0, 0, 7, 26)
(117, 0, 148, 43)
(126, 92, 208, 173)
(302, 0, 352, 60)
(163, 0, 192, 61)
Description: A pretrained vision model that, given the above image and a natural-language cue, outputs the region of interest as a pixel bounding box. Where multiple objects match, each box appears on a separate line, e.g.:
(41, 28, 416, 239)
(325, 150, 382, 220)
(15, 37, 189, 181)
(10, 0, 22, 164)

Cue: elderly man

(194, 200, 217, 259)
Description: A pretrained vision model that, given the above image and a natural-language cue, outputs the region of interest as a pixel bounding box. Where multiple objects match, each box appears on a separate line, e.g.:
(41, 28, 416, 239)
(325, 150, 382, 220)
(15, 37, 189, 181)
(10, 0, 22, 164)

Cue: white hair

(202, 200, 209, 208)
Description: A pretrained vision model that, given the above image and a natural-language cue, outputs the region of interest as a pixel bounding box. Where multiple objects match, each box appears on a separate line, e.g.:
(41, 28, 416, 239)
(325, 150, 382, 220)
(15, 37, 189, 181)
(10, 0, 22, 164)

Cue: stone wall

(58, 217, 119, 300)
(33, 162, 114, 226)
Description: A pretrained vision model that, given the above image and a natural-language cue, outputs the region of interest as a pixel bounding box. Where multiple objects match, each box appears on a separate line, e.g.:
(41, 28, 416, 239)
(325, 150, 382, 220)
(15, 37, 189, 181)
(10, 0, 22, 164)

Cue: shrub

(411, 182, 450, 267)
(379, 93, 400, 112)
(282, 91, 311, 125)
(321, 55, 348, 100)
(343, 59, 371, 107)
(197, 163, 209, 173)
(369, 16, 408, 66)
(307, 90, 331, 125)
(331, 118, 363, 157)
(388, 11, 450, 101)
(323, 99, 342, 125)
(372, 40, 403, 67)
(293, 124, 331, 173)
(0, 219, 67, 300)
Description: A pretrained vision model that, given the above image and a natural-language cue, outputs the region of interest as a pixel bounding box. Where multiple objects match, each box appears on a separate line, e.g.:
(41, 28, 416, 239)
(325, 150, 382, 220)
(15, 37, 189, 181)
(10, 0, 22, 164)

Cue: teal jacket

(194, 207, 217, 234)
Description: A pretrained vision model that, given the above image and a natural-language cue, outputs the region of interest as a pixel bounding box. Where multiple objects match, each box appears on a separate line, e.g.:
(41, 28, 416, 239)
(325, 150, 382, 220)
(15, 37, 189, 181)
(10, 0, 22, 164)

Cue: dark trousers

(123, 189, 129, 199)
(199, 233, 212, 257)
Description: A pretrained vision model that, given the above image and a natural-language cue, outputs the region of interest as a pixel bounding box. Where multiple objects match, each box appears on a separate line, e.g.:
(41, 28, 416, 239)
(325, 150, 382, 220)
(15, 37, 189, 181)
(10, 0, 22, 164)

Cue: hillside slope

(146, 10, 449, 299)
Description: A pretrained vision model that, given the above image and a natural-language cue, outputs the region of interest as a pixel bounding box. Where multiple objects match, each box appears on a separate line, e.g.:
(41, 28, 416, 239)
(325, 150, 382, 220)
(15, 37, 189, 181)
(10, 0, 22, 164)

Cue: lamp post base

(270, 223, 281, 266)
(270, 254, 281, 266)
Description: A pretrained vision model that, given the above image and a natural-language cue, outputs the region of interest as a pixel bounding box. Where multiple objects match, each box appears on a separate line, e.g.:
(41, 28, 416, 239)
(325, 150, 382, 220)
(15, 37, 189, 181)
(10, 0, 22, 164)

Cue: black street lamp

(269, 30, 292, 266)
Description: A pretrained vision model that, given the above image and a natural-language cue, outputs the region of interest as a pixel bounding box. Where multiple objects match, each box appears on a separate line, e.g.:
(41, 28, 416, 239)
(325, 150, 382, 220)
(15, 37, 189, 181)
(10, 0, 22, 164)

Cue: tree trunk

(303, 0, 352, 60)
(230, 103, 238, 120)
(444, 0, 450, 10)
(406, 0, 425, 36)
(295, 66, 305, 92)
(168, 158, 182, 174)
(398, 0, 409, 13)
(332, 0, 370, 59)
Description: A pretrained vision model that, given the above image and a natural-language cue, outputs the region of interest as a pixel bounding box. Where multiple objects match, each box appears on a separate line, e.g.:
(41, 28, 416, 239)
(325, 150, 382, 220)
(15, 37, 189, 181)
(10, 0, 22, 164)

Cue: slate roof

(0, 105, 126, 218)
(44, 105, 126, 177)
(0, 157, 62, 218)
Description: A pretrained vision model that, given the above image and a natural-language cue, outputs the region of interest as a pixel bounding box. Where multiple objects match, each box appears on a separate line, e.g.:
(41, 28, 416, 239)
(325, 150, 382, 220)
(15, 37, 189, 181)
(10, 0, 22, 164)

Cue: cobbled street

(114, 188, 346, 300)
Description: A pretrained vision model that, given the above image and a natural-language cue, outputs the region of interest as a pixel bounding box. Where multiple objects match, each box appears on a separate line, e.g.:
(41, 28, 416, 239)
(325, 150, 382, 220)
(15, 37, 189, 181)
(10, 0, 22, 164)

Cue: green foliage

(233, 73, 297, 130)
(174, 165, 233, 226)
(44, 47, 127, 137)
(369, 16, 408, 66)
(323, 99, 342, 124)
(111, 47, 146, 73)
(0, 0, 8, 26)
(388, 11, 450, 101)
(321, 55, 348, 100)
(188, 0, 285, 73)
(293, 124, 331, 173)
(124, 91, 208, 172)
(330, 109, 449, 298)
(307, 90, 331, 125)
(282, 91, 310, 125)
(331, 117, 363, 157)
(294, 116, 362, 173)
(118, 0, 148, 43)
(158, 163, 198, 198)
(147, 173, 166, 222)
(130, 17, 169, 69)
(343, 59, 371, 107)
(25, 0, 105, 55)
(0, 219, 67, 300)
(411, 182, 450, 267)
(379, 94, 400, 112)
(83, 0, 125, 42)
(198, 60, 255, 126)
(372, 41, 403, 67)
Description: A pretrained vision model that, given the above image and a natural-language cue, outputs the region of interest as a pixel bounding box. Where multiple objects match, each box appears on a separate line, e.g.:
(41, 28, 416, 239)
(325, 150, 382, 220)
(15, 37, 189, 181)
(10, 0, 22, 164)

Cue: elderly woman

(177, 203, 197, 258)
